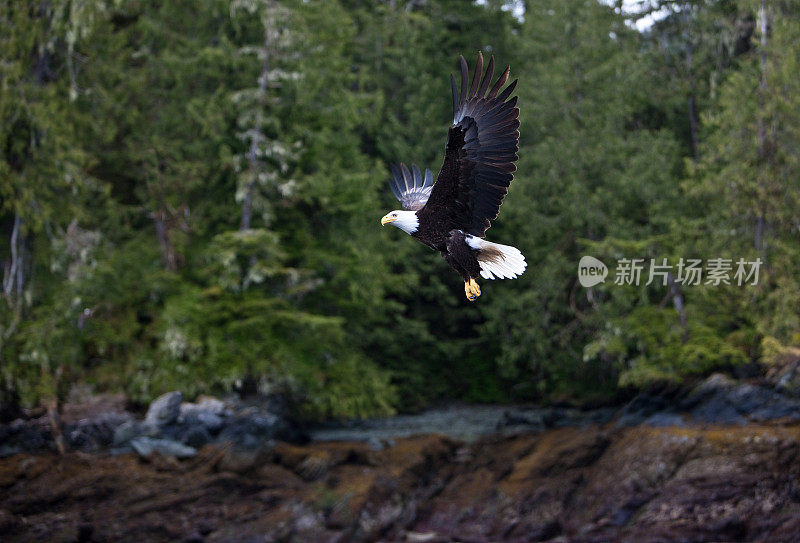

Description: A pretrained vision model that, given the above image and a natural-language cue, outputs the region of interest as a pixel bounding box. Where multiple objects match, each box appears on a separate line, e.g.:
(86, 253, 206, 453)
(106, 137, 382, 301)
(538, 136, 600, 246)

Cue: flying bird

(381, 52, 526, 301)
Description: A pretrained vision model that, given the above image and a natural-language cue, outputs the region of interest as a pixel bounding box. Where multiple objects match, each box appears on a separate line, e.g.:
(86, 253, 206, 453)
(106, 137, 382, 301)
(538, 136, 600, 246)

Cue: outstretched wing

(418, 52, 520, 238)
(388, 163, 434, 211)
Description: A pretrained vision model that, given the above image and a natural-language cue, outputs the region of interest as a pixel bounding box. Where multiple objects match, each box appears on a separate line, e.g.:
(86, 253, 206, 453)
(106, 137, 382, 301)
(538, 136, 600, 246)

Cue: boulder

(644, 412, 686, 428)
(764, 348, 800, 397)
(219, 411, 286, 448)
(113, 419, 159, 446)
(64, 412, 131, 451)
(130, 437, 196, 459)
(729, 382, 800, 422)
(615, 392, 671, 428)
(0, 418, 50, 454)
(144, 391, 182, 428)
(776, 367, 800, 397)
(180, 410, 224, 434)
(680, 373, 800, 424)
(180, 426, 213, 449)
(194, 395, 227, 415)
(179, 396, 228, 433)
(112, 420, 142, 446)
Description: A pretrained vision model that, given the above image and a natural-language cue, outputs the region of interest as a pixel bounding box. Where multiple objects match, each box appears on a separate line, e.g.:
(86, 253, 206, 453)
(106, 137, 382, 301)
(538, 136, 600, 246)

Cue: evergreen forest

(2, 0, 800, 420)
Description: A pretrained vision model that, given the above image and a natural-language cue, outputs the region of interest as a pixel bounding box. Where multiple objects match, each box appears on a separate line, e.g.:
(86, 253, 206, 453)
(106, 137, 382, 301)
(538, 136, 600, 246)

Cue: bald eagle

(381, 53, 526, 301)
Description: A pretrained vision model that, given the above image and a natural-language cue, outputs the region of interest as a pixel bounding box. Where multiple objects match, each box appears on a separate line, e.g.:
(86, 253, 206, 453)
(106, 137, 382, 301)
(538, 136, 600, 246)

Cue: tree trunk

(755, 0, 769, 255)
(47, 397, 66, 455)
(687, 93, 699, 160)
(3, 214, 26, 307)
(686, 46, 700, 160)
(755, 214, 765, 253)
(241, 31, 271, 231)
(240, 182, 255, 231)
(153, 211, 177, 272)
(668, 272, 689, 343)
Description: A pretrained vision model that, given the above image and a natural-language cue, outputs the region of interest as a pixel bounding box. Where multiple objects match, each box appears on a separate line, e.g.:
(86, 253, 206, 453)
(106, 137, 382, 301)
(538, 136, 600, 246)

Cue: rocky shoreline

(0, 390, 304, 460)
(2, 421, 800, 541)
(2, 372, 800, 459)
(1, 373, 800, 541)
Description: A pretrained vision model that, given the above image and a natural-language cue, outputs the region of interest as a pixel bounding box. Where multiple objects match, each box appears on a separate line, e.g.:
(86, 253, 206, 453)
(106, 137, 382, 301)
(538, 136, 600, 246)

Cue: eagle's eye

(392, 213, 398, 217)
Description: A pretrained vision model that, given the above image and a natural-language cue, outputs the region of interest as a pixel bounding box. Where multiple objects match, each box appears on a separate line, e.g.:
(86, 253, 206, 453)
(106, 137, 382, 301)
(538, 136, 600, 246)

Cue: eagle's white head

(380, 210, 419, 234)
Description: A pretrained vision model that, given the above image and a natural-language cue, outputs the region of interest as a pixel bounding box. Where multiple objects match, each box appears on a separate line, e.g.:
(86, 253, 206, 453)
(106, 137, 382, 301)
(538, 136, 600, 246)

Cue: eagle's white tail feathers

(465, 236, 527, 280)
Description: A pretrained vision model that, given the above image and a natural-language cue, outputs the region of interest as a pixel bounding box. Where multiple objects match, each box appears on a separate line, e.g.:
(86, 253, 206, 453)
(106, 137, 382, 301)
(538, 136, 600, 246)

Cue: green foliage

(587, 305, 747, 388)
(678, 1, 800, 363)
(2, 0, 800, 418)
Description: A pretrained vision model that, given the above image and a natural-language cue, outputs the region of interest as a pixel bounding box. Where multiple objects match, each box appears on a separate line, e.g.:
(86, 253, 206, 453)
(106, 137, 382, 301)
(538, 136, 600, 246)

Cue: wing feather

(487, 66, 510, 99)
(450, 74, 459, 120)
(400, 163, 413, 193)
(419, 52, 521, 237)
(477, 56, 494, 98)
(459, 56, 469, 112)
(468, 52, 483, 98)
(388, 162, 435, 211)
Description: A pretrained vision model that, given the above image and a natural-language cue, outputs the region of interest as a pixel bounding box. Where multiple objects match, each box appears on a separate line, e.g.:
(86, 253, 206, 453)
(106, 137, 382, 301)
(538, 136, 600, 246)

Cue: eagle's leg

(445, 230, 484, 301)
(464, 278, 481, 301)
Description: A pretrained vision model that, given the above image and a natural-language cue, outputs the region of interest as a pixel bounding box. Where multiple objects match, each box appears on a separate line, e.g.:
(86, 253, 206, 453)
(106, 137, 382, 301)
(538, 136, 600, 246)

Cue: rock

(0, 392, 303, 458)
(182, 410, 224, 434)
(764, 349, 800, 396)
(680, 375, 747, 424)
(242, 433, 262, 449)
(113, 420, 142, 446)
(405, 532, 439, 543)
(729, 382, 800, 422)
(130, 437, 197, 459)
(0, 445, 21, 458)
(497, 405, 614, 432)
(0, 509, 19, 533)
(644, 412, 686, 428)
(65, 412, 131, 450)
(218, 412, 285, 447)
(179, 396, 227, 434)
(688, 398, 746, 425)
(0, 418, 50, 453)
(680, 373, 800, 424)
(194, 395, 227, 415)
(558, 407, 617, 428)
(615, 392, 671, 428)
(615, 412, 650, 428)
(144, 391, 183, 428)
(683, 373, 737, 402)
(182, 532, 204, 543)
(181, 426, 212, 449)
(216, 442, 275, 473)
(498, 408, 547, 432)
(776, 367, 800, 397)
(4, 422, 800, 541)
(297, 453, 331, 481)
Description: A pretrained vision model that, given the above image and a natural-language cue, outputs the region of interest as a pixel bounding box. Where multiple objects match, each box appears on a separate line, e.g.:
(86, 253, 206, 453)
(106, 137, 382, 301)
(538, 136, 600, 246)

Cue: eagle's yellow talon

(464, 278, 481, 301)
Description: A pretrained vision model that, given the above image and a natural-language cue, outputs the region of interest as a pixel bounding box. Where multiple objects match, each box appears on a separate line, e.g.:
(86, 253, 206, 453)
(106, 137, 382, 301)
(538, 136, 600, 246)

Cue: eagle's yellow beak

(381, 214, 395, 226)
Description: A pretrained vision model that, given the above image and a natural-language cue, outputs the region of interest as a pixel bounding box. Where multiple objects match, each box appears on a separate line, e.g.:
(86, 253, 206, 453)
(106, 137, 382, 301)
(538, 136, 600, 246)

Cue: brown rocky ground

(2, 422, 799, 542)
